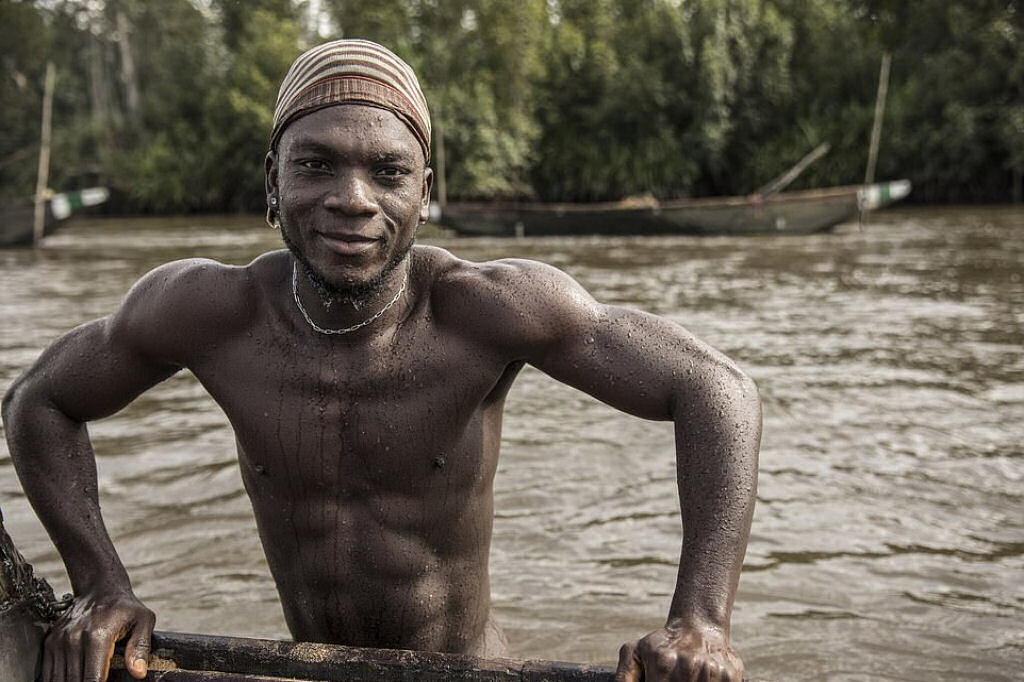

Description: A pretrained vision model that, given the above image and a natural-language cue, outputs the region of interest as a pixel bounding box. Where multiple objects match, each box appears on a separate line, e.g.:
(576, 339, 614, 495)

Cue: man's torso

(176, 246, 521, 654)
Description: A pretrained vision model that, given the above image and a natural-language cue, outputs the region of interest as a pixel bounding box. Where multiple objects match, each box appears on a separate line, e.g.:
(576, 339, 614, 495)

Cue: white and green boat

(0, 187, 109, 247)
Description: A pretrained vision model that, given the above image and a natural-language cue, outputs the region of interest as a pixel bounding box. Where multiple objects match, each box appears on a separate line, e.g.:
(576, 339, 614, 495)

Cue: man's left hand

(614, 622, 744, 681)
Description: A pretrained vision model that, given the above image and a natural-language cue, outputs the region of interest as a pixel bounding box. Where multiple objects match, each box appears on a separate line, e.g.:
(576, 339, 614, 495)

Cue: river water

(0, 207, 1021, 681)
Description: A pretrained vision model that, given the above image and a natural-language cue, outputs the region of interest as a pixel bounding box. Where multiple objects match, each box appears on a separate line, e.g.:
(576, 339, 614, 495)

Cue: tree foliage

(0, 0, 1020, 210)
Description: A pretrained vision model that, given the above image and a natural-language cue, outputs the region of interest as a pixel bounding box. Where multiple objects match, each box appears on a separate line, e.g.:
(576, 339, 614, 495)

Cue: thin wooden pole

(754, 142, 831, 196)
(33, 61, 56, 247)
(116, 10, 139, 121)
(864, 53, 891, 187)
(435, 103, 448, 212)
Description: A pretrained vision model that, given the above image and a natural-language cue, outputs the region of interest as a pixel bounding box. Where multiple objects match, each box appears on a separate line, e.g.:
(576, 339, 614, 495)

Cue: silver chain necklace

(292, 262, 408, 335)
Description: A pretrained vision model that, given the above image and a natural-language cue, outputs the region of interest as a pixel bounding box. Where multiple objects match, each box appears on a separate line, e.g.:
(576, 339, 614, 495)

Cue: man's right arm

(2, 259, 225, 681)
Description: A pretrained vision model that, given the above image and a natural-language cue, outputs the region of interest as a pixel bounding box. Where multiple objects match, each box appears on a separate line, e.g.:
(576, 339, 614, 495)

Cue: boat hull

(0, 187, 110, 247)
(0, 201, 59, 247)
(439, 181, 911, 237)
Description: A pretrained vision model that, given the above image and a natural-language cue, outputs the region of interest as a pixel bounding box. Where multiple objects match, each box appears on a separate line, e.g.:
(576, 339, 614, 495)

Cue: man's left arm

(494, 261, 761, 682)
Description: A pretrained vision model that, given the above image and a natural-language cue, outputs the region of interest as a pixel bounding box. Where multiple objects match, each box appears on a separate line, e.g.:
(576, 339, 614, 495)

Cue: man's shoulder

(127, 255, 264, 307)
(416, 245, 601, 349)
(417, 245, 567, 297)
(114, 251, 287, 338)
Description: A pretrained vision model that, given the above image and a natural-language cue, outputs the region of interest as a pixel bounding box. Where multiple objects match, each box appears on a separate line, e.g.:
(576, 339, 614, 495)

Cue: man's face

(268, 105, 432, 300)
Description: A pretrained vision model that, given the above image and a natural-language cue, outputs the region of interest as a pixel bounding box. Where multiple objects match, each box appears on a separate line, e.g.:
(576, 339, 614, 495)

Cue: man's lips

(316, 231, 380, 255)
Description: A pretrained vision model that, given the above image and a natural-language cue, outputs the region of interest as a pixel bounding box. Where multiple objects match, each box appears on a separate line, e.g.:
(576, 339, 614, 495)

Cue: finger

(63, 639, 82, 682)
(41, 643, 55, 682)
(686, 655, 703, 682)
(82, 629, 114, 682)
(694, 660, 719, 682)
(720, 662, 741, 682)
(124, 614, 155, 679)
(103, 636, 117, 681)
(720, 651, 743, 682)
(615, 642, 643, 682)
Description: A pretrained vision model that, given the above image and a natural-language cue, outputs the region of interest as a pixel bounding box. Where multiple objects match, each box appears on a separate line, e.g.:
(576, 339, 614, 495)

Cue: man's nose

(323, 172, 378, 215)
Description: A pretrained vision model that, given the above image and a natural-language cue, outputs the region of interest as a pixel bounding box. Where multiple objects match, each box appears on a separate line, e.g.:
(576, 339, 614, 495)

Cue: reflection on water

(1, 208, 1021, 681)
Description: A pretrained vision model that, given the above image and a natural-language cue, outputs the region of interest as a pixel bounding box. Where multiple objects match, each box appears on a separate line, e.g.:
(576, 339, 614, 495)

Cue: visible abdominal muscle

(253, 489, 494, 652)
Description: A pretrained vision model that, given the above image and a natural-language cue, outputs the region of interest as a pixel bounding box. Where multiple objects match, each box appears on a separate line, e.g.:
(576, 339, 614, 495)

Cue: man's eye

(376, 166, 407, 177)
(299, 159, 330, 172)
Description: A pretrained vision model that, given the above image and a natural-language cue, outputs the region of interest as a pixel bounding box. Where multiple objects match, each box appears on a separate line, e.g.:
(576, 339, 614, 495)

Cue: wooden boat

(0, 187, 110, 247)
(436, 180, 911, 237)
(2, 513, 773, 682)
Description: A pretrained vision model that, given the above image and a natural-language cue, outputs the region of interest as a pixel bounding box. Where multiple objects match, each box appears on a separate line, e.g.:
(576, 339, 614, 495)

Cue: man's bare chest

(189, 326, 513, 495)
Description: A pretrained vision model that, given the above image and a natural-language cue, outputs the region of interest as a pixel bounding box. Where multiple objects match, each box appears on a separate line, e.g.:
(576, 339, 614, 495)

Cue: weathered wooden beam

(105, 631, 617, 681)
(110, 673, 308, 682)
(754, 142, 831, 197)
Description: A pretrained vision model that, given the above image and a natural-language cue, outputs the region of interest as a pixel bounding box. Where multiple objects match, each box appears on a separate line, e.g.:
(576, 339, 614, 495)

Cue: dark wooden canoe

(436, 181, 911, 237)
(0, 187, 109, 247)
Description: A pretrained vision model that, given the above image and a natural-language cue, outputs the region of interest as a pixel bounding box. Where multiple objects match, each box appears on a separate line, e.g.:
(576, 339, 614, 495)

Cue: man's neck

(290, 257, 411, 336)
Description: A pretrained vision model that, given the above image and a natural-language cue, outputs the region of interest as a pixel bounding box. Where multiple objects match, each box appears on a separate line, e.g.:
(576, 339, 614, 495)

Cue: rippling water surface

(1, 208, 1021, 681)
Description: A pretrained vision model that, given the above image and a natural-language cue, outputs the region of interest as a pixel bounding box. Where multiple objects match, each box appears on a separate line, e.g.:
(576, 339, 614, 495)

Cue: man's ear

(265, 150, 281, 229)
(265, 150, 279, 198)
(420, 167, 434, 224)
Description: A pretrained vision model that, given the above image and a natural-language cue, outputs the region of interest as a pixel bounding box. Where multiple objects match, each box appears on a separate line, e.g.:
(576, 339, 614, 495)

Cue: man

(2, 40, 760, 682)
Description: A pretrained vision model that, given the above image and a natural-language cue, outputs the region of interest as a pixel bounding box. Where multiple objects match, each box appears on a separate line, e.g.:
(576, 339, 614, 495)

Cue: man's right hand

(41, 589, 154, 682)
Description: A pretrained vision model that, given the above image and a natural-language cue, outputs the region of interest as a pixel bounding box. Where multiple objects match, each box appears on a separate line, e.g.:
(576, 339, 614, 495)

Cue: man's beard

(281, 228, 413, 310)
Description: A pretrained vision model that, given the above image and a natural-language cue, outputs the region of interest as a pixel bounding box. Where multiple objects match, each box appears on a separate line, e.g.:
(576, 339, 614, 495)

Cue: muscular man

(2, 40, 760, 682)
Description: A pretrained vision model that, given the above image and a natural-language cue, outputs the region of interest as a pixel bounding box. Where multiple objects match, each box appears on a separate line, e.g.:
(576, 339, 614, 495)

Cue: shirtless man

(2, 40, 760, 682)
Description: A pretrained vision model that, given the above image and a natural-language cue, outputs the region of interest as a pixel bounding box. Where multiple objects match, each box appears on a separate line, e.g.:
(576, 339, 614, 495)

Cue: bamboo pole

(116, 10, 140, 121)
(435, 103, 448, 212)
(32, 61, 56, 247)
(754, 142, 831, 197)
(864, 53, 891, 187)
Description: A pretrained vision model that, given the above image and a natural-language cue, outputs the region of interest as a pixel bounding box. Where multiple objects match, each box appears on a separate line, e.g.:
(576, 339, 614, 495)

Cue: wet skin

(2, 105, 761, 682)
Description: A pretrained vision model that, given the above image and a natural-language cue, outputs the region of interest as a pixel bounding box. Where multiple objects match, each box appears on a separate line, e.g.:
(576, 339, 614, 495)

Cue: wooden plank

(108, 631, 777, 682)
(109, 673, 309, 682)
(106, 631, 616, 681)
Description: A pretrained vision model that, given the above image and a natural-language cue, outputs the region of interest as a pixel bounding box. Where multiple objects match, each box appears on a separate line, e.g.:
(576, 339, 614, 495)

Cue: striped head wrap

(271, 39, 431, 163)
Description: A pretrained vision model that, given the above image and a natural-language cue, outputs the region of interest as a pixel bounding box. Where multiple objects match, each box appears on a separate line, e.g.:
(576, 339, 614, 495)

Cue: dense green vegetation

(1, 0, 1020, 211)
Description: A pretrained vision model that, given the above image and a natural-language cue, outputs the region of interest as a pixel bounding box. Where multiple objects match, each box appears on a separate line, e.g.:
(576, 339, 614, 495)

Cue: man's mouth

(317, 231, 380, 256)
